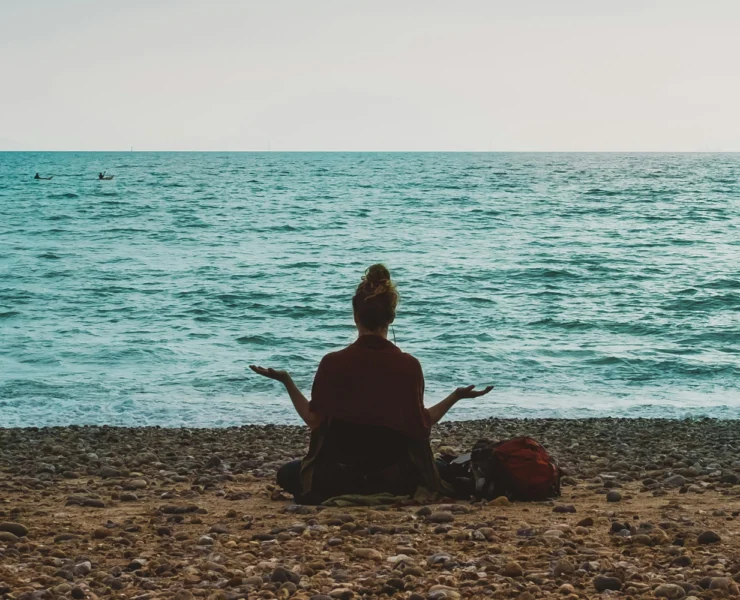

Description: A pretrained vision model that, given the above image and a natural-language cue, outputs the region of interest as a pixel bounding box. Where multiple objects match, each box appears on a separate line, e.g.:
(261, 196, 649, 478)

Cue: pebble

(426, 512, 455, 523)
(553, 504, 576, 513)
(553, 559, 575, 576)
(0, 522, 29, 537)
(0, 531, 18, 543)
(72, 561, 92, 576)
(593, 575, 622, 592)
(99, 466, 121, 478)
(488, 496, 510, 506)
(697, 530, 721, 545)
(271, 567, 301, 585)
(502, 561, 524, 577)
(606, 490, 622, 502)
(654, 583, 686, 599)
(708, 577, 731, 591)
(664, 474, 687, 487)
(197, 535, 214, 545)
(352, 548, 382, 561)
(428, 585, 460, 599)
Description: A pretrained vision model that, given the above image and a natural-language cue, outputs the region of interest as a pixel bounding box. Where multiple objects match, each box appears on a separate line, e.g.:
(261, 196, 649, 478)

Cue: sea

(1, 152, 739, 428)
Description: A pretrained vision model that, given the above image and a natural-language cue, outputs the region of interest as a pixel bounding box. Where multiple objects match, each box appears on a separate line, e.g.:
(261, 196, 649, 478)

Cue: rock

(120, 493, 138, 502)
(593, 575, 622, 592)
(664, 475, 687, 487)
(502, 562, 524, 577)
(160, 504, 200, 514)
(427, 553, 452, 566)
(353, 548, 382, 561)
(0, 531, 18, 543)
(127, 478, 147, 489)
(671, 555, 692, 567)
(66, 496, 105, 508)
(606, 490, 622, 502)
(0, 522, 29, 537)
(271, 567, 301, 585)
(73, 561, 92, 576)
(427, 511, 454, 523)
(488, 496, 510, 506)
(654, 583, 686, 599)
(99, 466, 120, 478)
(92, 528, 111, 539)
(197, 535, 214, 546)
(205, 455, 222, 468)
(427, 585, 460, 599)
(697, 530, 721, 545)
(70, 587, 85, 600)
(553, 504, 576, 513)
(554, 559, 575, 576)
(708, 578, 731, 592)
(577, 517, 594, 527)
(632, 534, 653, 546)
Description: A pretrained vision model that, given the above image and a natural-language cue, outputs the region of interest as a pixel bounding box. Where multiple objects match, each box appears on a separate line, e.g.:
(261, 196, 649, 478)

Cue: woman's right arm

(249, 366, 324, 430)
(428, 384, 494, 425)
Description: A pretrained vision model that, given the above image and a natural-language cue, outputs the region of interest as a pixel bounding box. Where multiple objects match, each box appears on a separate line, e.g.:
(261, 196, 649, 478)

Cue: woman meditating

(250, 264, 492, 504)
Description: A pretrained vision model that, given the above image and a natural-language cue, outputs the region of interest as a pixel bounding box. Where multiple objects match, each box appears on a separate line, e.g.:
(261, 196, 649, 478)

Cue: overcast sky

(2, 0, 739, 151)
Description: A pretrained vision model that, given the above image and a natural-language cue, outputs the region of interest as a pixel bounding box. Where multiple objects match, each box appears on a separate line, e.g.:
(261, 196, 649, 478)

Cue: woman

(250, 264, 492, 503)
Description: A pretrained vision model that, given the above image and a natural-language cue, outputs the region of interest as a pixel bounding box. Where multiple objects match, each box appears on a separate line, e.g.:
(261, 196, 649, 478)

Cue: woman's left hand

(453, 385, 494, 400)
(249, 365, 290, 384)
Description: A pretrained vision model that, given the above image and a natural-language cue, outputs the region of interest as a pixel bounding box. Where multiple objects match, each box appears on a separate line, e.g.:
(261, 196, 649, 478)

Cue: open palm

(455, 385, 494, 400)
(249, 365, 289, 384)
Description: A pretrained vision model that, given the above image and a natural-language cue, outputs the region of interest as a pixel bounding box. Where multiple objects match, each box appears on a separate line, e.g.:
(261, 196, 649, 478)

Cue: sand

(1, 418, 739, 600)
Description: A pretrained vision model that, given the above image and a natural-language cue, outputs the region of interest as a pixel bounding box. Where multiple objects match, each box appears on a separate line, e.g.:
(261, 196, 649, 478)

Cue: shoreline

(1, 418, 739, 599)
(3, 414, 740, 430)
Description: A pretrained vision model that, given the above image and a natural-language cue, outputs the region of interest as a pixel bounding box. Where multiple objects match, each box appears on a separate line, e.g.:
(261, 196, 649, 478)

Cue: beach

(2, 418, 739, 600)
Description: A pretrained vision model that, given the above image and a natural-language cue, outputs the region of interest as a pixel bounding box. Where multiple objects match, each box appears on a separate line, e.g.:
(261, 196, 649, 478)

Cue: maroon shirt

(309, 335, 432, 440)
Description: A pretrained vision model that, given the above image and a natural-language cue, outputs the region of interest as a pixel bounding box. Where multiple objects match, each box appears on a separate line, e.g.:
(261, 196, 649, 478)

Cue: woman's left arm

(249, 366, 324, 430)
(428, 385, 494, 425)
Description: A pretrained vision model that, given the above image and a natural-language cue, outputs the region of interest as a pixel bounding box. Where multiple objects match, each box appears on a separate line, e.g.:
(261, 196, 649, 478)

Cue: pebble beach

(1, 418, 740, 600)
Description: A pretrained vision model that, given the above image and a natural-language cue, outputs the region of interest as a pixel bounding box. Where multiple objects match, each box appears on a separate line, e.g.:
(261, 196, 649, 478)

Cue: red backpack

(471, 437, 561, 501)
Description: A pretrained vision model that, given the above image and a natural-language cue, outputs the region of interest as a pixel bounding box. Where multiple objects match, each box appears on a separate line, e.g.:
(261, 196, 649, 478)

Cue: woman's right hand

(249, 365, 290, 384)
(453, 384, 494, 401)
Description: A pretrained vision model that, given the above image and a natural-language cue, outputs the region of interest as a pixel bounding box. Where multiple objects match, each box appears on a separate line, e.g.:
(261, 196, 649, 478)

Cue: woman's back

(309, 334, 432, 441)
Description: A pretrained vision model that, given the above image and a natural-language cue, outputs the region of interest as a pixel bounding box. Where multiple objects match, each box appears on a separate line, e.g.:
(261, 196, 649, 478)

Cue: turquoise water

(1, 152, 739, 427)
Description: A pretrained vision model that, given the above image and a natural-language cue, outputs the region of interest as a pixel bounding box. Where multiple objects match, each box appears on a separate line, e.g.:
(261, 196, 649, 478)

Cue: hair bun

(364, 264, 391, 286)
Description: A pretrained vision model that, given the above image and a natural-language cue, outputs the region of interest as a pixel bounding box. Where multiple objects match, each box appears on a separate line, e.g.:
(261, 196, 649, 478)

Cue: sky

(1, 0, 739, 151)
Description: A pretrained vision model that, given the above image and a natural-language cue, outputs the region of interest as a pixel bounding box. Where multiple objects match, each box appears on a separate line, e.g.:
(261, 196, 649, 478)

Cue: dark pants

(277, 459, 473, 501)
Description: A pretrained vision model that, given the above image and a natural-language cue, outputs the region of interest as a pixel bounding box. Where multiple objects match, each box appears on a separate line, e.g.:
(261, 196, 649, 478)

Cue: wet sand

(1, 418, 739, 600)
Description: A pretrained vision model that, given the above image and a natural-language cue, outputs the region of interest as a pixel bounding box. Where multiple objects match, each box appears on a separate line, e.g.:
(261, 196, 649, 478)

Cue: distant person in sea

(34, 172, 40, 179)
(250, 264, 493, 504)
(98, 171, 114, 180)
(34, 173, 53, 180)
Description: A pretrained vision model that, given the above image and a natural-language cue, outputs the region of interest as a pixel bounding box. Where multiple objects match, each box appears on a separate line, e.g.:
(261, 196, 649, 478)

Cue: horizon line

(2, 149, 740, 154)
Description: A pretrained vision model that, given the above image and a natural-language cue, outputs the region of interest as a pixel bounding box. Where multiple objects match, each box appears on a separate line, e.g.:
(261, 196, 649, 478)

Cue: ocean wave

(2, 151, 740, 426)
